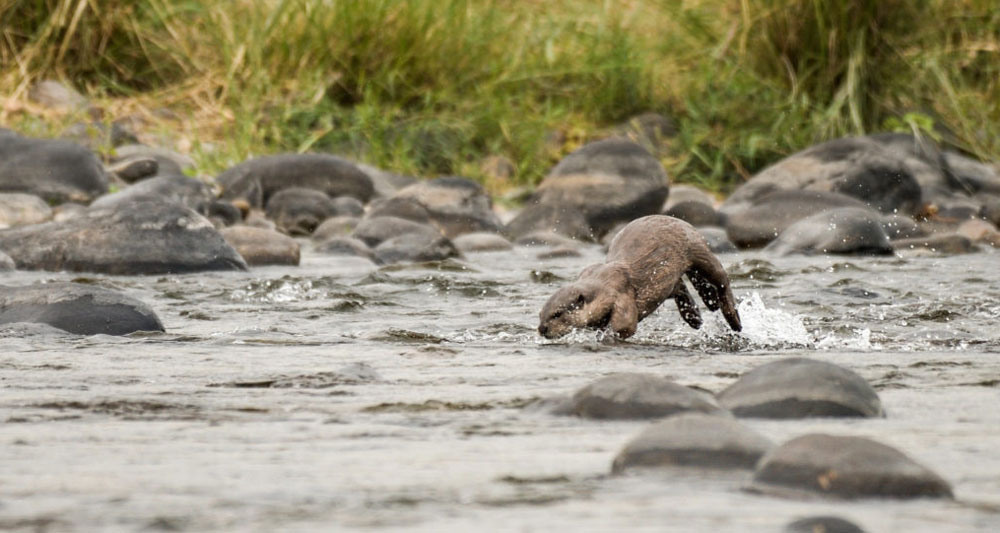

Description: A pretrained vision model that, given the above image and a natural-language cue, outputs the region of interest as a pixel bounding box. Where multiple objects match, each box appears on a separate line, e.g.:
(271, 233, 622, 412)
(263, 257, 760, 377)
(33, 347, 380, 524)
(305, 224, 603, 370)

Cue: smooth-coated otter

(538, 215, 741, 339)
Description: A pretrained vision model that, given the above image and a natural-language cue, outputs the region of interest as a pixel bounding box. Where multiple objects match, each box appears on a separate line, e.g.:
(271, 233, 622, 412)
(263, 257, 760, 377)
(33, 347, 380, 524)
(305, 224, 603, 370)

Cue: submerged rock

(611, 413, 774, 473)
(0, 133, 108, 204)
(0, 282, 164, 335)
(220, 226, 300, 266)
(217, 153, 374, 208)
(717, 358, 884, 419)
(0, 201, 247, 274)
(506, 138, 669, 240)
(764, 207, 893, 256)
(569, 373, 723, 420)
(748, 434, 953, 500)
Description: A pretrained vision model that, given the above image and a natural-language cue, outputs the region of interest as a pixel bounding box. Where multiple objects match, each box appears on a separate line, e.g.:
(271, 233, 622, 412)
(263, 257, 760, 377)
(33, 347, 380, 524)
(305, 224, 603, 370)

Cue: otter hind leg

(687, 253, 742, 332)
(671, 281, 703, 330)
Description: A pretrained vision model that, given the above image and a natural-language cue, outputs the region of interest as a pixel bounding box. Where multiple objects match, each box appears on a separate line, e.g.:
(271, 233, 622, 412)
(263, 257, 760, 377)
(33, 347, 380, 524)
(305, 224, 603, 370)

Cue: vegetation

(2, 0, 998, 195)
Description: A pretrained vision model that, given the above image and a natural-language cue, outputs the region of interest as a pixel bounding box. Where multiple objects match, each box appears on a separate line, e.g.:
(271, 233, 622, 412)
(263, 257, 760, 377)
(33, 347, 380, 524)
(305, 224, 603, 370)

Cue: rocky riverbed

(2, 86, 1000, 530)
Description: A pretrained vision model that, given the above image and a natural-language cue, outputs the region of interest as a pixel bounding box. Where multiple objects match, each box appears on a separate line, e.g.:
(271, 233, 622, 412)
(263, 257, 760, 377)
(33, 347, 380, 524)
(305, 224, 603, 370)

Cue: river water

(2, 242, 999, 532)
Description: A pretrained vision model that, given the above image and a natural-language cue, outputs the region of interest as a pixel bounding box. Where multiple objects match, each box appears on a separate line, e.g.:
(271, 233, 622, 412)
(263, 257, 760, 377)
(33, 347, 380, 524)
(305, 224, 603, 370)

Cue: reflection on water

(1, 246, 999, 531)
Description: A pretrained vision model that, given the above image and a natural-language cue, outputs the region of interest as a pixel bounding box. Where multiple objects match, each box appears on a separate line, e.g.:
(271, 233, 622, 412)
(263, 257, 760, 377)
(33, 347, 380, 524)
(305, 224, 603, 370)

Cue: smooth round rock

(0, 193, 52, 229)
(725, 190, 868, 249)
(0, 282, 164, 335)
(372, 233, 459, 265)
(765, 207, 893, 256)
(453, 232, 513, 253)
(106, 156, 159, 183)
(217, 154, 374, 208)
(570, 373, 723, 420)
(611, 413, 774, 473)
(663, 201, 721, 227)
(722, 136, 925, 217)
(0, 133, 108, 204)
(696, 226, 737, 253)
(506, 138, 669, 240)
(264, 187, 340, 235)
(664, 184, 715, 210)
(111, 144, 194, 177)
(314, 236, 375, 261)
(220, 226, 300, 266)
(748, 433, 953, 500)
(352, 216, 442, 248)
(28, 80, 88, 111)
(717, 358, 883, 419)
(366, 196, 433, 224)
(0, 201, 247, 274)
(90, 174, 215, 214)
(880, 214, 926, 240)
(785, 516, 867, 533)
(892, 234, 976, 255)
(392, 176, 503, 237)
(311, 216, 361, 242)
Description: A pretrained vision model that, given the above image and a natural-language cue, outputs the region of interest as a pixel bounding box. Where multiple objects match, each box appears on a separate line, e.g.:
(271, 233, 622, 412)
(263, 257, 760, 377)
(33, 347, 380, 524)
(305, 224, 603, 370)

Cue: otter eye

(551, 310, 564, 319)
(575, 294, 587, 307)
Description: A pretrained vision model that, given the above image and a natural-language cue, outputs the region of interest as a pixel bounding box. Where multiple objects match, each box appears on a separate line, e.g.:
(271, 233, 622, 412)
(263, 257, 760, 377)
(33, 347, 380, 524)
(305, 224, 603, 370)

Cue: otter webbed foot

(687, 256, 742, 332)
(671, 281, 703, 329)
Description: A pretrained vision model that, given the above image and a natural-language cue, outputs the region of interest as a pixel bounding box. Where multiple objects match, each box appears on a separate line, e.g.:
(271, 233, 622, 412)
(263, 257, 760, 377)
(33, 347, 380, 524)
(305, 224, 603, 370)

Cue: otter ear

(610, 294, 639, 339)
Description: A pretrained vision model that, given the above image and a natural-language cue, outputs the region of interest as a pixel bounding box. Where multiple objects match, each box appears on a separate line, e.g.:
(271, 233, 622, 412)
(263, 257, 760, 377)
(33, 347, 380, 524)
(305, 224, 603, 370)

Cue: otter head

(538, 275, 639, 339)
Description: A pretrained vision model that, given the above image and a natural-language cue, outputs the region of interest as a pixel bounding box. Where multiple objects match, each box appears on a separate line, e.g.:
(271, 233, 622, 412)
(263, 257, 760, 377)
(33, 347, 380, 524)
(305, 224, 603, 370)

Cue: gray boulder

(217, 154, 374, 208)
(696, 227, 737, 253)
(569, 373, 723, 420)
(663, 200, 721, 227)
(0, 282, 164, 335)
(611, 413, 774, 473)
(0, 133, 108, 204)
(663, 184, 715, 210)
(717, 358, 884, 419)
(90, 174, 215, 214)
(0, 201, 247, 274)
(0, 193, 52, 229)
(352, 216, 459, 265)
(220, 226, 300, 266)
(506, 138, 670, 240)
(748, 434, 953, 499)
(722, 136, 924, 217)
(392, 177, 503, 237)
(725, 190, 868, 249)
(0, 251, 14, 271)
(764, 207, 893, 256)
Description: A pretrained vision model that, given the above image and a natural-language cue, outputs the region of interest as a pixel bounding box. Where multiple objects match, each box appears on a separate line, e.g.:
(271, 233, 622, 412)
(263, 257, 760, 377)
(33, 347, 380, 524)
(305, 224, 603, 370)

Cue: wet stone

(765, 207, 893, 256)
(217, 153, 374, 209)
(892, 234, 976, 255)
(696, 226, 737, 253)
(611, 412, 774, 473)
(569, 373, 724, 420)
(314, 237, 375, 261)
(748, 433, 953, 500)
(220, 226, 300, 266)
(717, 358, 884, 419)
(0, 133, 108, 204)
(0, 250, 14, 271)
(784, 516, 867, 533)
(0, 282, 164, 336)
(453, 232, 513, 253)
(312, 216, 361, 242)
(0, 201, 247, 275)
(663, 201, 720, 227)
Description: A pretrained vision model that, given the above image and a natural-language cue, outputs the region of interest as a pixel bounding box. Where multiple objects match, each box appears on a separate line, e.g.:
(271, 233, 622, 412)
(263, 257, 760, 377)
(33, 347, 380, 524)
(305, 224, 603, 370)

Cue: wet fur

(538, 215, 742, 339)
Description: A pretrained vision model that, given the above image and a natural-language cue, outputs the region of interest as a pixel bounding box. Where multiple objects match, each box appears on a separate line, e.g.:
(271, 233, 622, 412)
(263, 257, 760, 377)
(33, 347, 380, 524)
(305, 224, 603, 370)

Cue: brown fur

(538, 215, 741, 339)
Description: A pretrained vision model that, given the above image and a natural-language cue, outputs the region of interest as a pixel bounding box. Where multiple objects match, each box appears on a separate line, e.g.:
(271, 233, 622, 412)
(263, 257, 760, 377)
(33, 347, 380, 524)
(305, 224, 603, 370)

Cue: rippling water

(2, 243, 999, 532)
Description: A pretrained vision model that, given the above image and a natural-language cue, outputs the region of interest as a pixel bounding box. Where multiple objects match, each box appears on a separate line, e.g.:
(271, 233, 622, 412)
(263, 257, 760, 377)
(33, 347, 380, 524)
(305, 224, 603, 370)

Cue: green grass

(2, 0, 999, 195)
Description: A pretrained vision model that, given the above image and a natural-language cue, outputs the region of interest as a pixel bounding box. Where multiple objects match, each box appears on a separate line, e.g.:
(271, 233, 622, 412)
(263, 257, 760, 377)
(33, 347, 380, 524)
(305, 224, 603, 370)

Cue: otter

(538, 215, 741, 339)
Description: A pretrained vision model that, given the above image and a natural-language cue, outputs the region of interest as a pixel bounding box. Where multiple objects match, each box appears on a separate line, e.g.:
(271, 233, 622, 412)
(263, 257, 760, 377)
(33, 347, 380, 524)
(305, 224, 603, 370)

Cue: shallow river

(2, 243, 999, 532)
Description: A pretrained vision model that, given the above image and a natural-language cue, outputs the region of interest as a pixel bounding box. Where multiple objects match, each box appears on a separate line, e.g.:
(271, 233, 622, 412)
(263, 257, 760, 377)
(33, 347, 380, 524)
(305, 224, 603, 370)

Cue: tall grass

(2, 0, 998, 193)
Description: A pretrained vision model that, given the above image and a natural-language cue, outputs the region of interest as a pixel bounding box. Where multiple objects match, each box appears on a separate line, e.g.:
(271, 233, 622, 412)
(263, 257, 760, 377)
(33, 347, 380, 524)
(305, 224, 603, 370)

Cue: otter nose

(538, 324, 549, 336)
